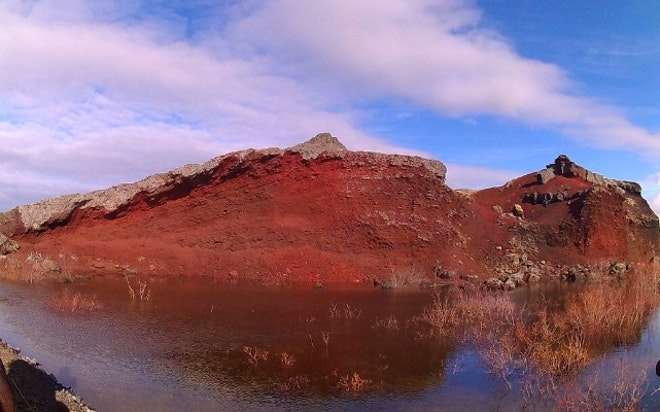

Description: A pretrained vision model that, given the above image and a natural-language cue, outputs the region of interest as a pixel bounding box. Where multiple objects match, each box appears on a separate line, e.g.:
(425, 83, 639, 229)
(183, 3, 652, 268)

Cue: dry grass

(419, 269, 660, 409)
(512, 309, 590, 377)
(372, 314, 400, 330)
(0, 250, 82, 284)
(388, 268, 426, 288)
(125, 275, 151, 301)
(337, 372, 372, 392)
(565, 275, 657, 346)
(280, 352, 296, 368)
(328, 302, 362, 319)
(419, 288, 517, 339)
(0, 252, 57, 283)
(242, 346, 269, 367)
(46, 290, 101, 313)
(277, 375, 310, 394)
(551, 355, 650, 412)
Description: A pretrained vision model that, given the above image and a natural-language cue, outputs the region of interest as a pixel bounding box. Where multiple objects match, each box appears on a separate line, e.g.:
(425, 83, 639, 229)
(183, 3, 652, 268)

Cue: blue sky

(1, 0, 659, 213)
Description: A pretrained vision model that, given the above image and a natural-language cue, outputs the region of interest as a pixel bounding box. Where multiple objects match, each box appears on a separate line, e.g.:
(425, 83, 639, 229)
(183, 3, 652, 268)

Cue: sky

(1, 0, 659, 214)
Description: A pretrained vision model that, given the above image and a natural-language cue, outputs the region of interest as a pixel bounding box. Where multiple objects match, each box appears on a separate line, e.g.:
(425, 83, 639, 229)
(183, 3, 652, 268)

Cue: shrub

(337, 373, 371, 392)
(47, 290, 101, 313)
(243, 346, 269, 367)
(125, 275, 151, 301)
(419, 269, 660, 409)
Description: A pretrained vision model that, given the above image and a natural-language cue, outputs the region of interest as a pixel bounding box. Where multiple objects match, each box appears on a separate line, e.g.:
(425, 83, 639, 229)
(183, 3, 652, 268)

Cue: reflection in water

(419, 272, 660, 411)
(0, 278, 457, 411)
(161, 301, 454, 397)
(0, 275, 658, 411)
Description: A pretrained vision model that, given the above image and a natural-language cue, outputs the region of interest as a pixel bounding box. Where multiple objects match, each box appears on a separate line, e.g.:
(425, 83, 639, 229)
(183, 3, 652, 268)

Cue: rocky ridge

(0, 133, 657, 287)
(536, 154, 641, 195)
(0, 133, 447, 236)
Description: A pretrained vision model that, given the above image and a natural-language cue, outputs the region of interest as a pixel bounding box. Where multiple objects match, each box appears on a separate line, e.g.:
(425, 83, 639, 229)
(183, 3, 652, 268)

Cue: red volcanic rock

(1, 134, 658, 284)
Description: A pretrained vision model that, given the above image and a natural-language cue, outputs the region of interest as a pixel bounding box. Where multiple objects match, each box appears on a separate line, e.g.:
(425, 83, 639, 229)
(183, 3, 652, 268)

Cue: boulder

(536, 167, 555, 184)
(0, 232, 19, 255)
(485, 277, 504, 290)
(502, 278, 517, 290)
(609, 261, 629, 277)
(508, 272, 526, 287)
(512, 204, 524, 218)
(434, 265, 454, 279)
(525, 271, 541, 283)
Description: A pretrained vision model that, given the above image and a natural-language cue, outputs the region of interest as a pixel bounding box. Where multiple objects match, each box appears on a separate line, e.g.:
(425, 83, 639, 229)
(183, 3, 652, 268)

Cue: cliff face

(1, 134, 658, 284)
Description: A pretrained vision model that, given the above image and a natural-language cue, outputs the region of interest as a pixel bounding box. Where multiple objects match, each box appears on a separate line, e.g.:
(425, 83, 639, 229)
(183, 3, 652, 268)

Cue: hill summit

(1, 133, 658, 286)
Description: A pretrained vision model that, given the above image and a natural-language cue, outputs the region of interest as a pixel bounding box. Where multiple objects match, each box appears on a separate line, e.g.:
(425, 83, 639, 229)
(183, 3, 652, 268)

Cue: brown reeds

(46, 290, 101, 313)
(277, 375, 310, 394)
(552, 355, 650, 412)
(328, 302, 362, 319)
(242, 345, 269, 367)
(280, 352, 296, 368)
(418, 288, 517, 339)
(419, 268, 660, 409)
(337, 372, 372, 392)
(125, 275, 151, 301)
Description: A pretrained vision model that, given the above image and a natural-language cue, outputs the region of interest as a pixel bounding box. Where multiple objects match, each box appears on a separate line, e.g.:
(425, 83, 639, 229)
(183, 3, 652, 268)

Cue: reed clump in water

(419, 268, 660, 409)
(124, 275, 151, 301)
(46, 289, 101, 313)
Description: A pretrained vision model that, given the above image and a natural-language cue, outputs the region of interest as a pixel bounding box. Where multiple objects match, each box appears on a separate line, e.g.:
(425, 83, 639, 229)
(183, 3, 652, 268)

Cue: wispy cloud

(234, 0, 660, 152)
(445, 162, 519, 190)
(649, 193, 660, 217)
(0, 0, 658, 211)
(641, 173, 660, 216)
(0, 1, 414, 208)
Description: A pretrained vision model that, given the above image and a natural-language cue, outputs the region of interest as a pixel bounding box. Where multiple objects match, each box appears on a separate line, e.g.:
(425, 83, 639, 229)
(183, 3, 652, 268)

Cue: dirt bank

(0, 339, 94, 412)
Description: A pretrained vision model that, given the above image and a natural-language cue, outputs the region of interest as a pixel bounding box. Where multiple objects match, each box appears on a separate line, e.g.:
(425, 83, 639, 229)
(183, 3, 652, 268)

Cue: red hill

(1, 134, 658, 286)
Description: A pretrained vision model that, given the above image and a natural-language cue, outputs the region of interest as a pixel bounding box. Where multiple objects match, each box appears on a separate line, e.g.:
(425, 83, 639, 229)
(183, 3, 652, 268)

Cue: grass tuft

(46, 290, 101, 313)
(419, 268, 660, 409)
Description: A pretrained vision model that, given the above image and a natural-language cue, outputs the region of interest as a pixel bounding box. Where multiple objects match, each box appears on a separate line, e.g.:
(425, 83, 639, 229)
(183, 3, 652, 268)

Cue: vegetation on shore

(46, 290, 101, 313)
(419, 267, 660, 410)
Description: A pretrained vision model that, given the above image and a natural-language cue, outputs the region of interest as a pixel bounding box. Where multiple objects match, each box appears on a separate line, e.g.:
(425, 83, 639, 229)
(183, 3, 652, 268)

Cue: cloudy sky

(1, 0, 659, 213)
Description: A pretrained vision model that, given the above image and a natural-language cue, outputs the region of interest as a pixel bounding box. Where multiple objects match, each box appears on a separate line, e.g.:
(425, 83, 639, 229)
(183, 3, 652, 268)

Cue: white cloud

(445, 162, 519, 190)
(651, 195, 660, 216)
(0, 1, 417, 210)
(234, 0, 660, 153)
(641, 173, 660, 217)
(1, 0, 659, 212)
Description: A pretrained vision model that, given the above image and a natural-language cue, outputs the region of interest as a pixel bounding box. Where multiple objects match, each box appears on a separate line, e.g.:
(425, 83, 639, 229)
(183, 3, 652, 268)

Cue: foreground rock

(0, 133, 657, 285)
(0, 339, 94, 411)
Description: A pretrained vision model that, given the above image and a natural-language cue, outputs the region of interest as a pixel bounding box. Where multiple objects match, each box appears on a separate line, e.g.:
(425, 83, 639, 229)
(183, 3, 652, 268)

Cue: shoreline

(0, 338, 94, 412)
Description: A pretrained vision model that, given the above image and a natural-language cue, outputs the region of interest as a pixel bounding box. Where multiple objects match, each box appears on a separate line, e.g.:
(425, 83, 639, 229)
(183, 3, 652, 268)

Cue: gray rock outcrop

(288, 132, 348, 159)
(536, 155, 641, 195)
(0, 232, 19, 255)
(0, 133, 448, 235)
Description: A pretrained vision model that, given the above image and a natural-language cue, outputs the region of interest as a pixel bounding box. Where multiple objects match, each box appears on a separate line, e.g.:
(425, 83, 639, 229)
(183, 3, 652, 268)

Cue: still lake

(0, 277, 659, 411)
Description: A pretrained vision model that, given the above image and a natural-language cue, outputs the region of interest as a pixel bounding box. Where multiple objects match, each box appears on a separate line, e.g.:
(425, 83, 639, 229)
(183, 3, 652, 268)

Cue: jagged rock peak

(537, 154, 641, 195)
(548, 154, 573, 176)
(546, 154, 587, 177)
(287, 133, 348, 160)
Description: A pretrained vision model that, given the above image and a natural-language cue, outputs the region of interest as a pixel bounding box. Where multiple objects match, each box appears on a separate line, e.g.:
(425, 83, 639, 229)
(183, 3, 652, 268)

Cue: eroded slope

(1, 135, 657, 285)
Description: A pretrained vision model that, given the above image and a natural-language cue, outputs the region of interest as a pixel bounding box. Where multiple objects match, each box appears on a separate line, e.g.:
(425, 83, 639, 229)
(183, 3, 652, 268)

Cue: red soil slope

(1, 135, 658, 284)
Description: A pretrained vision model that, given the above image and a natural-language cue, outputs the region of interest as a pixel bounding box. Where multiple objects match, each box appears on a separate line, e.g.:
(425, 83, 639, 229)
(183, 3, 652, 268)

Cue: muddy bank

(0, 339, 94, 412)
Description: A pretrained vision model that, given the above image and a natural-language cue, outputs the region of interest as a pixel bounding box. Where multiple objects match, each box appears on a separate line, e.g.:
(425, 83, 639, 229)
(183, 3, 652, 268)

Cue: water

(0, 278, 659, 411)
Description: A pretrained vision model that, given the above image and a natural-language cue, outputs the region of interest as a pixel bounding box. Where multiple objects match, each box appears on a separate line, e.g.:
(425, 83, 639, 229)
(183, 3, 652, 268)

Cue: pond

(0, 277, 659, 411)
